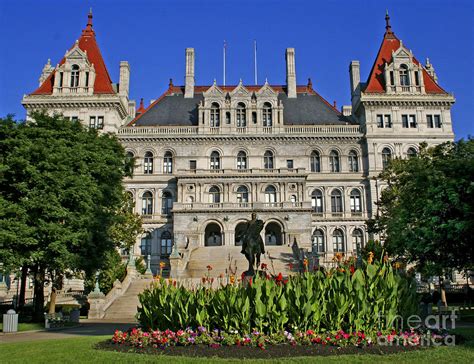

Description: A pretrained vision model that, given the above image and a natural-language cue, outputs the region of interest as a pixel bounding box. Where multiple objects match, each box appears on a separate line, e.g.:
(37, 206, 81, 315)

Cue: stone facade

(22, 13, 455, 278)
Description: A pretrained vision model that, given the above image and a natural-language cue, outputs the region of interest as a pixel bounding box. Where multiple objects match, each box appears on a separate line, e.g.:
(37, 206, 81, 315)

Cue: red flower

(283, 279, 288, 285)
(276, 272, 283, 282)
(260, 263, 268, 270)
(350, 265, 355, 275)
(206, 265, 213, 271)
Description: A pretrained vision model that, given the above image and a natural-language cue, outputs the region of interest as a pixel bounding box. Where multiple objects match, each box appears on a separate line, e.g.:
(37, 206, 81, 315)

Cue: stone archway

(205, 222, 223, 246)
(234, 221, 248, 246)
(264, 221, 283, 246)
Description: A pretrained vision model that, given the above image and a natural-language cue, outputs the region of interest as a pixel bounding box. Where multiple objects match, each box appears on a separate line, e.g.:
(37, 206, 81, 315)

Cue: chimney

(185, 48, 195, 98)
(285, 48, 296, 98)
(119, 61, 130, 98)
(349, 60, 360, 105)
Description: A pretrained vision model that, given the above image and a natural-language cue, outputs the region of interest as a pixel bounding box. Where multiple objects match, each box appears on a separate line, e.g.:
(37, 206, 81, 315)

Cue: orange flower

(229, 275, 235, 284)
(159, 261, 166, 269)
(303, 258, 309, 266)
(367, 251, 374, 264)
(383, 254, 389, 263)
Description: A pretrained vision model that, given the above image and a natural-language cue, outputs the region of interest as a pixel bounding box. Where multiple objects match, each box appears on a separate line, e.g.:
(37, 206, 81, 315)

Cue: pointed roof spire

(385, 10, 394, 36)
(83, 8, 94, 36)
(136, 98, 146, 115)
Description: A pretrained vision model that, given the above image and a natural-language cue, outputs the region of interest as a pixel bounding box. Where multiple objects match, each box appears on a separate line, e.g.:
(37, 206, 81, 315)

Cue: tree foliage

(0, 113, 133, 314)
(373, 139, 474, 275)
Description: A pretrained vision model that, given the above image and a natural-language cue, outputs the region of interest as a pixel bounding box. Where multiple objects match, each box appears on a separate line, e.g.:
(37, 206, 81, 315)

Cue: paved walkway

(0, 319, 136, 344)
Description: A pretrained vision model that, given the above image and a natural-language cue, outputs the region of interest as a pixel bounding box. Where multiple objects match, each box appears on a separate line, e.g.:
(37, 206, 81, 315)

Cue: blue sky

(0, 0, 472, 139)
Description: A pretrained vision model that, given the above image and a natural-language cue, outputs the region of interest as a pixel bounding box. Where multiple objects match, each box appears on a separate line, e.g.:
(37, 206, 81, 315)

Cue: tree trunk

(441, 278, 448, 307)
(48, 272, 63, 314)
(18, 265, 28, 311)
(32, 265, 45, 322)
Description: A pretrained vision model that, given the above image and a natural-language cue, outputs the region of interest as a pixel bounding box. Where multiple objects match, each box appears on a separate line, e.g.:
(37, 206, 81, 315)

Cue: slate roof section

(132, 85, 352, 126)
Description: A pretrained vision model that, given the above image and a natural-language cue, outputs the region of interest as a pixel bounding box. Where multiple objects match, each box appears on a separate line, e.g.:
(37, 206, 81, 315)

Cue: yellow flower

(367, 251, 374, 264)
(159, 261, 166, 269)
(230, 275, 235, 284)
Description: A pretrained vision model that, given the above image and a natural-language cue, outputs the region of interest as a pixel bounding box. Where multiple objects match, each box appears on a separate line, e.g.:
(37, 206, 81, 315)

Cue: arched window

(144, 151, 153, 174)
(236, 103, 246, 127)
(399, 64, 410, 86)
(160, 231, 172, 257)
(333, 229, 345, 253)
(329, 150, 340, 172)
(264, 150, 274, 169)
(210, 103, 220, 127)
(352, 229, 364, 250)
(264, 185, 277, 204)
(263, 102, 272, 127)
(162, 191, 173, 215)
(310, 151, 321, 172)
(312, 229, 325, 253)
(210, 151, 221, 170)
(237, 151, 247, 170)
(125, 151, 135, 175)
(311, 189, 323, 213)
(348, 150, 359, 172)
(407, 147, 417, 158)
(140, 233, 152, 256)
(350, 189, 362, 213)
(163, 151, 173, 173)
(209, 186, 221, 203)
(236, 185, 249, 204)
(142, 191, 153, 215)
(70, 64, 79, 88)
(331, 189, 343, 213)
(382, 148, 392, 169)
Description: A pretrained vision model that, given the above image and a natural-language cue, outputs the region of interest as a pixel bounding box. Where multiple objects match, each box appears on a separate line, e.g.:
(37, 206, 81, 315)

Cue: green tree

(373, 139, 474, 302)
(0, 113, 132, 319)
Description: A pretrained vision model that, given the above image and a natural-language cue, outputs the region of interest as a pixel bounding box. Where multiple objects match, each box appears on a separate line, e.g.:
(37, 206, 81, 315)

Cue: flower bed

(98, 327, 452, 358)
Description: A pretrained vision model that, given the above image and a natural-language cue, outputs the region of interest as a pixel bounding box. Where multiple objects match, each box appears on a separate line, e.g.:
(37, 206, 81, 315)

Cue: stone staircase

(184, 245, 297, 278)
(102, 278, 153, 322)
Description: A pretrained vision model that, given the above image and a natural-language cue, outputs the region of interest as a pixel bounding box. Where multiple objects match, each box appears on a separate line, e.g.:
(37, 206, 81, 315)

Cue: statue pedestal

(87, 291, 105, 319)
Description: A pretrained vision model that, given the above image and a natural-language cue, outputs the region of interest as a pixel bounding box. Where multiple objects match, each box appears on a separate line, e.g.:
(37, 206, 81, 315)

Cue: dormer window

(263, 103, 272, 127)
(70, 64, 80, 88)
(399, 64, 410, 86)
(210, 103, 220, 127)
(236, 103, 246, 127)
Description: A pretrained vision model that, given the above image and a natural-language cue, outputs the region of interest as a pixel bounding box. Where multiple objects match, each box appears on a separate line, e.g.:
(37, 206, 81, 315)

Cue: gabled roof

(364, 13, 446, 94)
(30, 11, 115, 95)
(129, 83, 351, 127)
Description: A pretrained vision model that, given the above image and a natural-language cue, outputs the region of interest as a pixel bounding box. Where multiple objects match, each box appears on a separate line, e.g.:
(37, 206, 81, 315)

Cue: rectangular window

(89, 116, 96, 128)
(252, 112, 257, 124)
(286, 160, 294, 169)
(427, 115, 434, 128)
(71, 116, 78, 122)
(389, 71, 394, 85)
(415, 71, 420, 86)
(85, 72, 89, 87)
(402, 115, 409, 128)
(189, 160, 196, 170)
(59, 72, 64, 87)
(226, 112, 231, 124)
(97, 116, 104, 129)
(434, 115, 441, 128)
(376, 115, 383, 128)
(409, 115, 417, 128)
(384, 115, 392, 128)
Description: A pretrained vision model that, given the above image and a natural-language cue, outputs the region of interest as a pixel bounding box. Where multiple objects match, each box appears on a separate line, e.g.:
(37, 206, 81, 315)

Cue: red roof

(364, 15, 446, 94)
(31, 11, 115, 95)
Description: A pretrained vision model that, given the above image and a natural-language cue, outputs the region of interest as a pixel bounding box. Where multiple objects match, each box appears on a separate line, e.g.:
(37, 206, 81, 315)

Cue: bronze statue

(239, 212, 265, 276)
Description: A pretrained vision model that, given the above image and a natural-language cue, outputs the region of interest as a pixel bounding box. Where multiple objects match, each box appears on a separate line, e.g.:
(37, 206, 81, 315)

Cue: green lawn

(0, 329, 473, 363)
(0, 322, 44, 332)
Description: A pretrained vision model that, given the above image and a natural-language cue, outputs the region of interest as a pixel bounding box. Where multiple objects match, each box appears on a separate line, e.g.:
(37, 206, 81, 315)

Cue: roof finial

(87, 8, 93, 27)
(307, 77, 313, 89)
(385, 9, 392, 34)
(169, 78, 173, 88)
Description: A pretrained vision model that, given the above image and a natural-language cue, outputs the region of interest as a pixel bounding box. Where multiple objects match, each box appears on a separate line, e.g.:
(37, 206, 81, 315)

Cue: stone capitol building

(22, 12, 455, 278)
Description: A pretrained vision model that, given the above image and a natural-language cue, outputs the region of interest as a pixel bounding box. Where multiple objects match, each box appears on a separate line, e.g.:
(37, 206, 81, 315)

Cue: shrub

(137, 259, 418, 334)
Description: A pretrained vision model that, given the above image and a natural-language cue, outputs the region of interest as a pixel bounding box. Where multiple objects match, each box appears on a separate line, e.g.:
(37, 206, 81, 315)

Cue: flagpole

(254, 40, 257, 85)
(223, 40, 226, 86)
